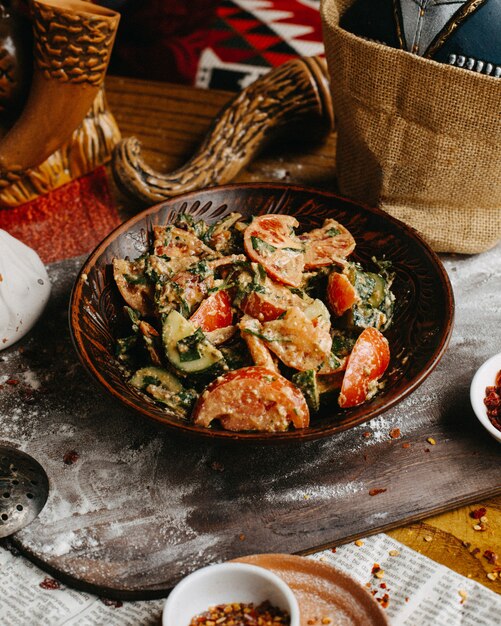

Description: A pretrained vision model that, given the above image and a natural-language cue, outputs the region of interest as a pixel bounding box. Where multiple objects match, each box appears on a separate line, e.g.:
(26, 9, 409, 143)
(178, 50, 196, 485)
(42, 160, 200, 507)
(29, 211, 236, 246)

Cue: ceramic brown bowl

(69, 183, 454, 442)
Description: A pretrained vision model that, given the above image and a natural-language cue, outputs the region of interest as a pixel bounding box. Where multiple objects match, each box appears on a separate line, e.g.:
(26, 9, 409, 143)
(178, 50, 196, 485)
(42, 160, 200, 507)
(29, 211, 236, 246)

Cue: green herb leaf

(251, 236, 277, 255)
(177, 328, 206, 362)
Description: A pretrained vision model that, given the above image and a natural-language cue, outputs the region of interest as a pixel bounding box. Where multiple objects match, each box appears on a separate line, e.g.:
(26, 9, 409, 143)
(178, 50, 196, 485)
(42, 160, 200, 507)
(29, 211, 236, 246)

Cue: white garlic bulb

(0, 230, 51, 350)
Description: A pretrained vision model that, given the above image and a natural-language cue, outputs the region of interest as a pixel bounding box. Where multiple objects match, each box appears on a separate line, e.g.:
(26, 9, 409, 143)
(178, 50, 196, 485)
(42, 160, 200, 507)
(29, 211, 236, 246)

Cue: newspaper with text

(1, 533, 499, 625)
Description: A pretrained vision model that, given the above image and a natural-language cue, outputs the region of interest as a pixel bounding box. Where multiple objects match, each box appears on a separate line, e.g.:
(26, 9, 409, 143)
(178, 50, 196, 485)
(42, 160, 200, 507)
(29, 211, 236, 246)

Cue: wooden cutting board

(0, 249, 500, 600)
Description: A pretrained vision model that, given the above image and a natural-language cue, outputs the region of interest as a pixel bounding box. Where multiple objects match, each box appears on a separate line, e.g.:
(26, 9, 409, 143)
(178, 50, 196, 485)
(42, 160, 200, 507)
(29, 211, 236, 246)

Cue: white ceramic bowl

(470, 352, 501, 444)
(162, 562, 300, 626)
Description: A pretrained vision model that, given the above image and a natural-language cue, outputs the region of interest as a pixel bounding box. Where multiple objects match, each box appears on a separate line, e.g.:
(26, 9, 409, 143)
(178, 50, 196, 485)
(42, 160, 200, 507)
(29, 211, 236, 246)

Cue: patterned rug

(196, 0, 324, 91)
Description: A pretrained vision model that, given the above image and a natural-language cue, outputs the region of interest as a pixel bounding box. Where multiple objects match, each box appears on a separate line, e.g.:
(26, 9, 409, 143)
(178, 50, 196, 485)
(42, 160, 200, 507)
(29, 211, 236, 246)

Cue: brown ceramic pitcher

(0, 0, 120, 207)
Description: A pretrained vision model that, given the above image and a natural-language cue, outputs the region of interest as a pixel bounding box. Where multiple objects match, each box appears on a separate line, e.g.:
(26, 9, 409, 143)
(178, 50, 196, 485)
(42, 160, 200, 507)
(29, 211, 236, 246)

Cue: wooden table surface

(103, 75, 501, 594)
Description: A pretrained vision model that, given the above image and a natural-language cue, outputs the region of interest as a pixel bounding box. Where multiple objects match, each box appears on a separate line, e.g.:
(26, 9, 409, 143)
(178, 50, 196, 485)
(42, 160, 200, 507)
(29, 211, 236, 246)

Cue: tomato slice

(338, 327, 390, 408)
(327, 272, 359, 317)
(190, 290, 232, 332)
(299, 219, 356, 270)
(193, 366, 310, 432)
(243, 215, 305, 287)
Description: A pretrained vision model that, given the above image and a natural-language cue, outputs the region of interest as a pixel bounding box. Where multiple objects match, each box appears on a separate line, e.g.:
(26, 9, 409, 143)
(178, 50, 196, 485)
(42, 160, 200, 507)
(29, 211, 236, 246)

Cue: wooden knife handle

(112, 56, 333, 204)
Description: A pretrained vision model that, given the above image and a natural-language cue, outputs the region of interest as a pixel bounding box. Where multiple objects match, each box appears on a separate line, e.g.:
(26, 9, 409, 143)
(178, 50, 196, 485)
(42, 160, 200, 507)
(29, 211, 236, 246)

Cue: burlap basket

(321, 0, 501, 253)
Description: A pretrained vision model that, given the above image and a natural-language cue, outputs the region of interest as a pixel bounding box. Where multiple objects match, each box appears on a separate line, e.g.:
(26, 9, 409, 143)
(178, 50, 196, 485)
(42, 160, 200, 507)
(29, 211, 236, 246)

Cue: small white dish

(162, 562, 300, 626)
(470, 352, 501, 444)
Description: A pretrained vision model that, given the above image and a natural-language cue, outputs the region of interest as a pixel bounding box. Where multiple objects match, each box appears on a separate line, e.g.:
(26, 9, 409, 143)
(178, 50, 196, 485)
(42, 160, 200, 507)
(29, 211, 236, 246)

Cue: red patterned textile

(0, 167, 119, 264)
(197, 0, 324, 91)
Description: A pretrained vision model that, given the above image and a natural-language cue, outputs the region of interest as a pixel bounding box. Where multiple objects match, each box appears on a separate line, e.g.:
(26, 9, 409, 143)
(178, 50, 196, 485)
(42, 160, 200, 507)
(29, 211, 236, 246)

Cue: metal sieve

(0, 446, 49, 538)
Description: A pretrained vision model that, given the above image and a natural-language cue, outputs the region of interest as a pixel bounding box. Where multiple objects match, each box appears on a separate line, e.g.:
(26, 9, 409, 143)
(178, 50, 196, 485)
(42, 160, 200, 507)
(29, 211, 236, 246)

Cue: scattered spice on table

(39, 577, 61, 590)
(426, 437, 436, 445)
(63, 450, 79, 465)
(100, 598, 123, 608)
(470, 507, 487, 520)
(458, 590, 468, 604)
(189, 601, 290, 626)
(369, 488, 387, 496)
(402, 442, 411, 449)
(423, 535, 433, 542)
(483, 550, 498, 565)
(389, 428, 401, 439)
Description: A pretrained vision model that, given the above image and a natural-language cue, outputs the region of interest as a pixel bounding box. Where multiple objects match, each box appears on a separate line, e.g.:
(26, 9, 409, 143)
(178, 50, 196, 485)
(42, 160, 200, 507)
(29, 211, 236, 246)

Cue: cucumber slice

(162, 310, 226, 375)
(292, 369, 320, 412)
(129, 366, 183, 393)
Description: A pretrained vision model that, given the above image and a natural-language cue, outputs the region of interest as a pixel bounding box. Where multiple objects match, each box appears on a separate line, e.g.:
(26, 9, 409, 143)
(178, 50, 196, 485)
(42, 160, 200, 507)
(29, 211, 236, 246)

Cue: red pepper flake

(330, 547, 337, 553)
(210, 461, 225, 472)
(380, 583, 387, 589)
(483, 550, 499, 565)
(389, 428, 401, 439)
(371, 563, 381, 575)
(239, 533, 246, 541)
(100, 598, 123, 608)
(63, 450, 79, 465)
(189, 601, 290, 625)
(371, 589, 377, 596)
(369, 488, 387, 496)
(402, 442, 411, 449)
(39, 577, 61, 590)
(471, 548, 481, 556)
(377, 593, 390, 609)
(6, 379, 19, 386)
(405, 597, 409, 603)
(470, 507, 487, 520)
(363, 431, 372, 439)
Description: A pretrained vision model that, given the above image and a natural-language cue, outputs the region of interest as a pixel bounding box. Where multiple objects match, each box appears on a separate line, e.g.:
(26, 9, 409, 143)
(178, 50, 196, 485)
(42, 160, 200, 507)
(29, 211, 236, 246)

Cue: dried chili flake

(380, 583, 387, 589)
(100, 598, 123, 608)
(210, 461, 225, 472)
(371, 563, 381, 575)
(369, 488, 387, 496)
(487, 572, 498, 581)
(363, 431, 372, 439)
(402, 442, 411, 449)
(377, 593, 390, 608)
(483, 550, 498, 565)
(63, 450, 79, 465)
(330, 547, 337, 553)
(239, 533, 246, 541)
(39, 577, 61, 590)
(484, 372, 501, 429)
(389, 428, 401, 439)
(189, 601, 290, 626)
(471, 548, 480, 556)
(6, 379, 19, 386)
(470, 507, 487, 520)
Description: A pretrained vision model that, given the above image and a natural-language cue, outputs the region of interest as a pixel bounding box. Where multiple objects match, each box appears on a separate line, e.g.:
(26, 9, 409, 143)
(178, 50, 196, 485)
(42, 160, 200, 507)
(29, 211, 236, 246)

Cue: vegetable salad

(113, 211, 395, 432)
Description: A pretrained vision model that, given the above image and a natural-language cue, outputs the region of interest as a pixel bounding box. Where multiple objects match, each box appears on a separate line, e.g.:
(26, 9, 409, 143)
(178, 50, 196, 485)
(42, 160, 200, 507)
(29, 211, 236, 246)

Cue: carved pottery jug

(0, 0, 120, 207)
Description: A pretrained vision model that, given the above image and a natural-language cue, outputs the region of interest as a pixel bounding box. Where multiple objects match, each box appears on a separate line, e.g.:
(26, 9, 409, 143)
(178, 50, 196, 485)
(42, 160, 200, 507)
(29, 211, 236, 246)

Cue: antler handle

(112, 56, 333, 204)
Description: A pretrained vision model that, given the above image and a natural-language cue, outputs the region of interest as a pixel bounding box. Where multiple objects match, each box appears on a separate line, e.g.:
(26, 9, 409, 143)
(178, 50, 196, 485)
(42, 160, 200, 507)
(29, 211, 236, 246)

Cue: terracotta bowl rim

(69, 182, 455, 443)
